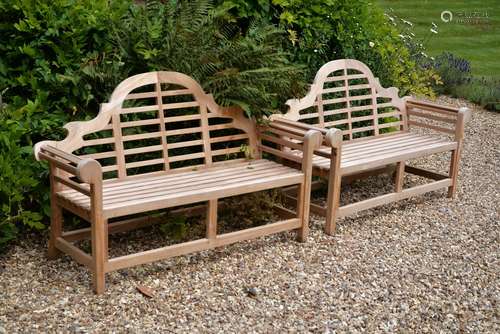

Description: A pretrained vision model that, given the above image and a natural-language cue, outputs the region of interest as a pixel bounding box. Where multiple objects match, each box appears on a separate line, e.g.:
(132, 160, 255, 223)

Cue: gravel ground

(1, 97, 498, 333)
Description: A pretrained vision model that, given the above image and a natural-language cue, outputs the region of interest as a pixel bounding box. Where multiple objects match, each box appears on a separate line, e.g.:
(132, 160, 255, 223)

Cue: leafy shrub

(112, 0, 305, 117)
(0, 0, 304, 248)
(0, 103, 45, 247)
(217, 0, 438, 96)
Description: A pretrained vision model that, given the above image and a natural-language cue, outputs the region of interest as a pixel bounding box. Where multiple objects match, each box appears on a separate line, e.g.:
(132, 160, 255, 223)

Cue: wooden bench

(271, 59, 471, 234)
(34, 71, 322, 294)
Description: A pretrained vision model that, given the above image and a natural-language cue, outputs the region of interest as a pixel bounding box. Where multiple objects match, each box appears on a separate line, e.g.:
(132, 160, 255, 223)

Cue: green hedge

(0, 0, 436, 248)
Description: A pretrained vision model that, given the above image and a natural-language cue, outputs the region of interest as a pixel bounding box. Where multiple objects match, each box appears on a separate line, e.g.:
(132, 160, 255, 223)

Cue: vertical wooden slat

(317, 92, 325, 127)
(372, 88, 379, 136)
(199, 104, 213, 166)
(343, 68, 353, 140)
(112, 114, 127, 178)
(206, 199, 217, 240)
(395, 161, 405, 193)
(155, 73, 170, 171)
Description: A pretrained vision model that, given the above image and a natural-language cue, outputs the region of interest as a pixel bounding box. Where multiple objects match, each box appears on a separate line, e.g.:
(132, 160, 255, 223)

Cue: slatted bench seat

(270, 59, 470, 234)
(35, 71, 321, 294)
(308, 132, 457, 175)
(57, 159, 303, 219)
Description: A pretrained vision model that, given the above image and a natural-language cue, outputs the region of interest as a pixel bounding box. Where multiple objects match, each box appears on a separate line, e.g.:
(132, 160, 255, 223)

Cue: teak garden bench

(34, 71, 322, 294)
(271, 59, 471, 234)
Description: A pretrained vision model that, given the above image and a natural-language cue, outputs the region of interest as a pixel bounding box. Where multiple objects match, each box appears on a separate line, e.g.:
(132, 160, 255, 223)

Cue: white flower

(401, 19, 413, 26)
(432, 22, 438, 28)
(421, 52, 428, 58)
(430, 28, 438, 34)
(430, 57, 435, 61)
(313, 49, 318, 53)
(369, 41, 375, 47)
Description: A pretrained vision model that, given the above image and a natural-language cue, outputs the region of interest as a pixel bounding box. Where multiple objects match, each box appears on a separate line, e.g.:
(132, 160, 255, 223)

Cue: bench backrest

(281, 59, 407, 141)
(36, 72, 259, 179)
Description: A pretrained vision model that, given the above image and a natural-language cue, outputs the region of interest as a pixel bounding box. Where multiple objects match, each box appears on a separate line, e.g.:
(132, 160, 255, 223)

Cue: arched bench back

(35, 72, 258, 178)
(283, 59, 407, 141)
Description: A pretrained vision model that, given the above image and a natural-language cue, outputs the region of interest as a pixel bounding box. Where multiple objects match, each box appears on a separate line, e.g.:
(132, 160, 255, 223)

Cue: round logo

(441, 10, 453, 23)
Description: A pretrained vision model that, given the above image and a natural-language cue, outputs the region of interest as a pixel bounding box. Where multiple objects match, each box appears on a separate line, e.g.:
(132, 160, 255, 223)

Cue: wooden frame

(35, 71, 322, 294)
(271, 59, 471, 234)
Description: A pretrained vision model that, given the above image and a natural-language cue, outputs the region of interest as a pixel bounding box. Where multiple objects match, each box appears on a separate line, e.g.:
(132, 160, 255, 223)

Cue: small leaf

(136, 285, 155, 298)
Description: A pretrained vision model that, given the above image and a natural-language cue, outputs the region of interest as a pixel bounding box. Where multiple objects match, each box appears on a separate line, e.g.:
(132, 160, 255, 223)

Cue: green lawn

(377, 0, 500, 78)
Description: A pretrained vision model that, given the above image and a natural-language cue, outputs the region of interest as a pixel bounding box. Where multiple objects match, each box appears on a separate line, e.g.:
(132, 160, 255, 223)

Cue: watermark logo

(441, 9, 490, 26)
(441, 10, 453, 22)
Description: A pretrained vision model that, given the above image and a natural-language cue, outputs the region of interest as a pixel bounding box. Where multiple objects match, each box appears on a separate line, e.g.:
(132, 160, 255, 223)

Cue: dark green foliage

(112, 1, 305, 116)
(0, 0, 304, 248)
(0, 0, 437, 249)
(217, 0, 437, 96)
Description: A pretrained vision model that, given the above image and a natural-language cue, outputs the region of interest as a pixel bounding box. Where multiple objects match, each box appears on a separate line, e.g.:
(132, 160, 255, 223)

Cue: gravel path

(1, 97, 498, 333)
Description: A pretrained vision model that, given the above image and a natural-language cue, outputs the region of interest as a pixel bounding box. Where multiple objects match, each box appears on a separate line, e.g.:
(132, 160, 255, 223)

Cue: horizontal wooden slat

(102, 165, 118, 173)
(122, 131, 163, 142)
(54, 175, 91, 196)
(41, 145, 81, 164)
(210, 134, 248, 143)
(163, 101, 199, 110)
(125, 158, 164, 169)
(407, 110, 456, 124)
(259, 134, 302, 150)
(211, 147, 242, 157)
(55, 238, 93, 269)
(120, 118, 160, 128)
(324, 73, 366, 82)
(121, 105, 160, 114)
(39, 152, 78, 175)
(338, 179, 452, 217)
(376, 102, 396, 109)
(83, 137, 115, 146)
(80, 151, 116, 160)
(164, 114, 201, 123)
(168, 152, 205, 163)
(124, 145, 163, 156)
(167, 139, 204, 149)
(408, 120, 455, 134)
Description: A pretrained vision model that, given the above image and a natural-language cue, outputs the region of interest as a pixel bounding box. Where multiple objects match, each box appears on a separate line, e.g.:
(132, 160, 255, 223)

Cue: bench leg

(447, 146, 462, 198)
(325, 147, 342, 236)
(206, 199, 218, 241)
(296, 182, 310, 242)
(92, 216, 107, 294)
(324, 173, 342, 236)
(48, 202, 63, 259)
(394, 161, 405, 193)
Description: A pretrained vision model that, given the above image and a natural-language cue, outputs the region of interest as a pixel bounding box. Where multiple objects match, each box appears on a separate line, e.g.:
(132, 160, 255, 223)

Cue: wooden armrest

(258, 120, 322, 168)
(266, 118, 343, 149)
(405, 99, 471, 123)
(405, 98, 471, 140)
(38, 145, 102, 184)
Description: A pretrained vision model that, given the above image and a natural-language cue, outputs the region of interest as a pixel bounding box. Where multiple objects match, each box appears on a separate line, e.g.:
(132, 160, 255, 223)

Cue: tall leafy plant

(112, 0, 305, 117)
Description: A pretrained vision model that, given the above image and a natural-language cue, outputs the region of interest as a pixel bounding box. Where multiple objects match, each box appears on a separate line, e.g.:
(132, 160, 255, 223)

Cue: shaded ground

(0, 97, 498, 333)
